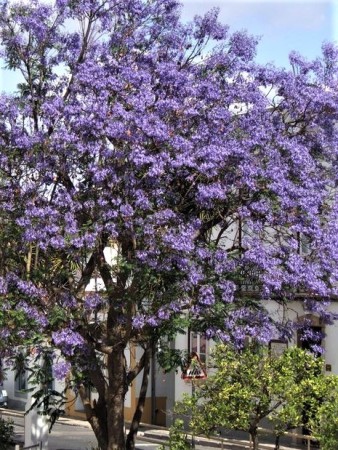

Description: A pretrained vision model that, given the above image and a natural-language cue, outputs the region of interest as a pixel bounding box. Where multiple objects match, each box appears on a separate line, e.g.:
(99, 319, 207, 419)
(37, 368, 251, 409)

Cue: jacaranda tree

(0, 0, 338, 449)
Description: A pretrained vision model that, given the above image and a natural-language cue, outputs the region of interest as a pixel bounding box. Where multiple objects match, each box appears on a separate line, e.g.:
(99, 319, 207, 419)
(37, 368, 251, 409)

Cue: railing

(15, 443, 42, 450)
(254, 427, 314, 450)
(137, 423, 316, 450)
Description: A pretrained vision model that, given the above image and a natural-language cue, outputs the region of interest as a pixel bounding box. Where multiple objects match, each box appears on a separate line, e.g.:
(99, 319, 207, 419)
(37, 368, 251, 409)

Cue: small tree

(174, 344, 334, 450)
(309, 376, 338, 450)
(159, 419, 190, 450)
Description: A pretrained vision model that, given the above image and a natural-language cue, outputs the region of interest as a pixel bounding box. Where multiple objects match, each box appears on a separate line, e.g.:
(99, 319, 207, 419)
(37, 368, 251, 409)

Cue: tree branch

(126, 345, 151, 385)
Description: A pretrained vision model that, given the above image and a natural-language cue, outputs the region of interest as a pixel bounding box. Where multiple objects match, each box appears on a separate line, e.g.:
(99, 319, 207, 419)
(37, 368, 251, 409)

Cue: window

(15, 367, 27, 392)
(269, 340, 288, 357)
(298, 232, 311, 256)
(14, 352, 27, 393)
(42, 354, 54, 392)
(298, 325, 323, 357)
(296, 315, 324, 357)
(190, 332, 207, 364)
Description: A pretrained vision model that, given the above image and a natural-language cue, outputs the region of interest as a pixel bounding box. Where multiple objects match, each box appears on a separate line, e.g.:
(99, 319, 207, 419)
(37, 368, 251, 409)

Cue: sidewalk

(1, 408, 92, 428)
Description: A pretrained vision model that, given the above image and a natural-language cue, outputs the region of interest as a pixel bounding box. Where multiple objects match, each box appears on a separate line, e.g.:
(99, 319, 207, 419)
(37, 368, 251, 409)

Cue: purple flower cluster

(17, 301, 48, 327)
(53, 360, 72, 380)
(52, 329, 85, 356)
(198, 285, 215, 306)
(84, 293, 103, 310)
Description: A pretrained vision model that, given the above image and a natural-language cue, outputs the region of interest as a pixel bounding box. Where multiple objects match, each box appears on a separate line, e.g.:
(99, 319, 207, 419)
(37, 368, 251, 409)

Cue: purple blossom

(229, 30, 259, 62)
(188, 266, 204, 285)
(53, 360, 71, 380)
(16, 279, 45, 299)
(60, 292, 77, 309)
(84, 293, 103, 310)
(52, 329, 85, 356)
(193, 8, 228, 41)
(199, 285, 215, 306)
(132, 315, 146, 330)
(120, 204, 134, 217)
(17, 301, 48, 327)
(147, 316, 159, 327)
(218, 281, 236, 303)
(157, 308, 170, 320)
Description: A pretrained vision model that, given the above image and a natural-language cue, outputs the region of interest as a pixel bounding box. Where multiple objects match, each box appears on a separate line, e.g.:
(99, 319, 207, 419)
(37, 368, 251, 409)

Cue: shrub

(0, 417, 14, 449)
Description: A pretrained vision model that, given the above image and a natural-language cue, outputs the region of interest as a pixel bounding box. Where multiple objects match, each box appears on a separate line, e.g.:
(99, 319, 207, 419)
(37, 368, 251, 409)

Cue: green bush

(0, 417, 14, 449)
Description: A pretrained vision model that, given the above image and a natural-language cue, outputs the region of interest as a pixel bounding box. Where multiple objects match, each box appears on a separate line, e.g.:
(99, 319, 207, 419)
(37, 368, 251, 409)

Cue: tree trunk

(78, 376, 109, 450)
(126, 346, 151, 450)
(274, 434, 280, 450)
(250, 428, 259, 450)
(90, 396, 109, 450)
(78, 340, 129, 449)
(106, 348, 128, 450)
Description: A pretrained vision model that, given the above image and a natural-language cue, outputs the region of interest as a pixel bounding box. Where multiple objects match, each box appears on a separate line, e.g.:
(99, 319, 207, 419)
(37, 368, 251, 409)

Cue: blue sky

(181, 0, 338, 68)
(1, 0, 337, 91)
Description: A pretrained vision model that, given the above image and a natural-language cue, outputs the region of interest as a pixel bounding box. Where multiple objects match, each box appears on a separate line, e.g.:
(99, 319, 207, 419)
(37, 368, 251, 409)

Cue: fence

(15, 443, 42, 450)
(137, 422, 316, 450)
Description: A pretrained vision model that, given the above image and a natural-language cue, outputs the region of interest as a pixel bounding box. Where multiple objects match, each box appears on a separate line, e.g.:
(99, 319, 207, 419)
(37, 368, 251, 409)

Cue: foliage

(0, 0, 338, 448)
(309, 376, 338, 450)
(0, 417, 14, 449)
(159, 419, 191, 450)
(174, 344, 337, 450)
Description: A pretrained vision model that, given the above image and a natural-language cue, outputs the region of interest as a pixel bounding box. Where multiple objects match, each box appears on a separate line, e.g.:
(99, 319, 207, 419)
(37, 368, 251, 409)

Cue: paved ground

(0, 408, 313, 450)
(1, 410, 97, 450)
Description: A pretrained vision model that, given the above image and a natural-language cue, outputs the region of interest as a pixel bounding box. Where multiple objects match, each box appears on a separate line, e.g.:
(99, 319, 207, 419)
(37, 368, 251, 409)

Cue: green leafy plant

(309, 376, 338, 450)
(159, 419, 191, 450)
(0, 417, 14, 449)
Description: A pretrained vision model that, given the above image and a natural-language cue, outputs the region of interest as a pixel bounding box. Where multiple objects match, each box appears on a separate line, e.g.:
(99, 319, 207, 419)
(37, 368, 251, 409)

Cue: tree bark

(274, 434, 280, 450)
(250, 427, 259, 450)
(106, 348, 128, 450)
(78, 384, 109, 450)
(91, 397, 109, 450)
(126, 346, 151, 450)
(77, 337, 129, 450)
